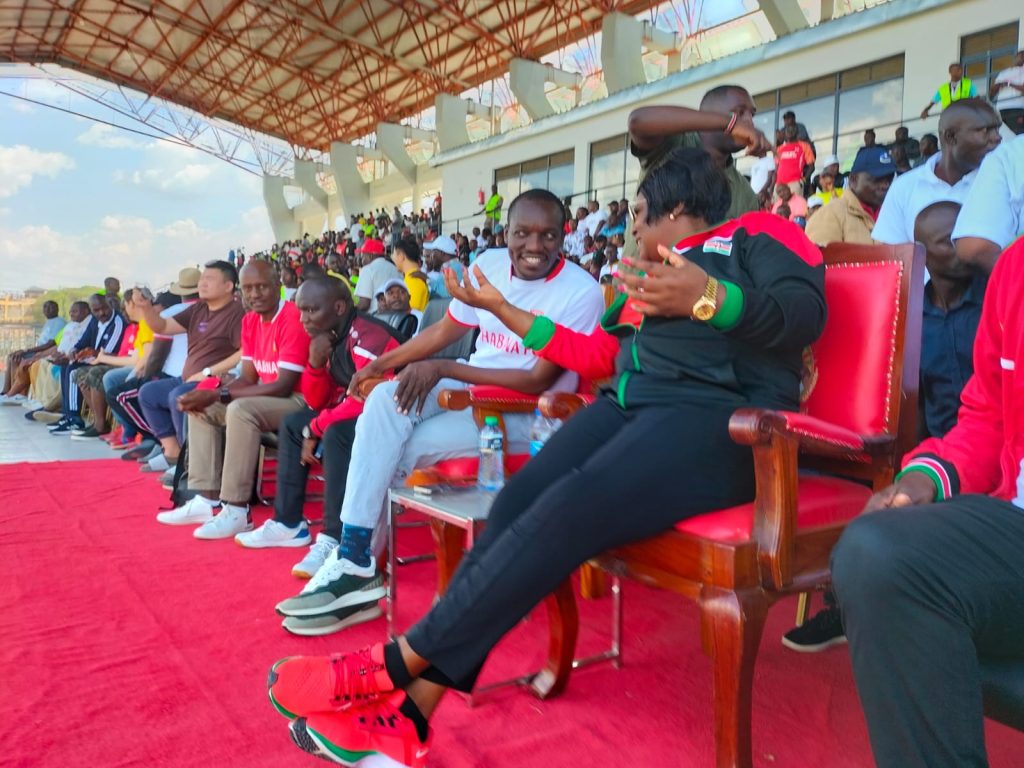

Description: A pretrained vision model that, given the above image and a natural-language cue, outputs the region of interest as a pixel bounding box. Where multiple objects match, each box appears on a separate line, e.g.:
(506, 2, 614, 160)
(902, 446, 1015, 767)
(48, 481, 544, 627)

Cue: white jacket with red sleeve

(898, 237, 1024, 504)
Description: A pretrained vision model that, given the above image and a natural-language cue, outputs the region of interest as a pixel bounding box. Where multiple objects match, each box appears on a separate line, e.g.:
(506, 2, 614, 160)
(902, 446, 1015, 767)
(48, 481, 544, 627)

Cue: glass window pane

(961, 22, 1018, 58)
(547, 160, 575, 199)
(591, 134, 627, 157)
(753, 90, 777, 113)
(590, 149, 625, 203)
(838, 79, 904, 138)
(494, 164, 520, 210)
(783, 94, 835, 147)
(755, 109, 778, 143)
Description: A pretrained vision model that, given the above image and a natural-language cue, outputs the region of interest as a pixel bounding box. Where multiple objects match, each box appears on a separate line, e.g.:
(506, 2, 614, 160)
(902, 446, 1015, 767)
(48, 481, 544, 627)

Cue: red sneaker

(291, 692, 430, 768)
(268, 643, 394, 719)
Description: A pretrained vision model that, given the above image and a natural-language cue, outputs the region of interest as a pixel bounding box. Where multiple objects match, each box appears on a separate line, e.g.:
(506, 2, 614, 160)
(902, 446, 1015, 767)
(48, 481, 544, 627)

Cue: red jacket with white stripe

(301, 312, 403, 438)
(900, 237, 1024, 502)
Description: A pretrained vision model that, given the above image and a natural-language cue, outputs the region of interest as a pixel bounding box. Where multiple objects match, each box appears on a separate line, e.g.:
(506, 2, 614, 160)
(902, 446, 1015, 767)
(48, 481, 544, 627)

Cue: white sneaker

(0, 394, 26, 406)
(235, 519, 310, 549)
(156, 496, 219, 526)
(194, 505, 252, 540)
(299, 549, 374, 595)
(20, 398, 42, 410)
(291, 533, 339, 578)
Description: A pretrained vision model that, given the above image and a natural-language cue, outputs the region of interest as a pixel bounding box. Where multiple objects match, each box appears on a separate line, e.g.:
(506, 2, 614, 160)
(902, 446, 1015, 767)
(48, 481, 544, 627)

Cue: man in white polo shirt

(990, 50, 1024, 136)
(272, 189, 605, 635)
(153, 260, 310, 539)
(873, 100, 1002, 246)
(953, 134, 1024, 274)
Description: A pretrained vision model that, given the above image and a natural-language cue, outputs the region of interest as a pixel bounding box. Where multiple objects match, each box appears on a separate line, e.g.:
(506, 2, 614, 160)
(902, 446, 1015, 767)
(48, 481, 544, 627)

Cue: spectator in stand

(423, 235, 463, 299)
(863, 128, 877, 149)
(828, 235, 1024, 768)
(874, 100, 1001, 246)
(750, 150, 775, 206)
(628, 84, 769, 221)
(579, 200, 608, 240)
(990, 49, 1024, 135)
(599, 245, 621, 280)
(806, 195, 824, 220)
(135, 261, 245, 473)
(889, 126, 921, 163)
(562, 217, 585, 260)
(1, 300, 65, 404)
(772, 183, 807, 222)
(271, 189, 604, 637)
(235, 277, 404, 585)
(815, 170, 843, 205)
(917, 133, 939, 166)
(601, 200, 627, 238)
(920, 61, 978, 120)
(267, 149, 827, 761)
(482, 184, 503, 230)
(22, 301, 89, 418)
(889, 144, 913, 177)
(352, 238, 401, 313)
(390, 238, 429, 312)
(71, 288, 150, 440)
(774, 203, 791, 222)
(48, 294, 126, 435)
(953, 133, 1024, 274)
(805, 146, 894, 246)
(282, 266, 299, 301)
(782, 110, 811, 143)
(154, 260, 309, 538)
(775, 124, 816, 198)
(376, 279, 422, 341)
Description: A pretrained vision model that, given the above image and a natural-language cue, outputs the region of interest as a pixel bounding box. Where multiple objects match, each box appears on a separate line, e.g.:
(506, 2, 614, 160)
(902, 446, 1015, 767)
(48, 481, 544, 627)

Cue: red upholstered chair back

(801, 242, 924, 450)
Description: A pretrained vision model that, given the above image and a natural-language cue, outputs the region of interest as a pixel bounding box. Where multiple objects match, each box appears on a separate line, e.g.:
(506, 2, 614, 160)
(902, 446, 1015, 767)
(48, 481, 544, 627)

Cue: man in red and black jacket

(235, 277, 403, 580)
(831, 236, 1024, 768)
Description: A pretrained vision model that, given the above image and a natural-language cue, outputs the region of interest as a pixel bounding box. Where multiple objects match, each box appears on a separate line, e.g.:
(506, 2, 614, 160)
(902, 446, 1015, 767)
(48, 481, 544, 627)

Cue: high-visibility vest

(938, 78, 973, 108)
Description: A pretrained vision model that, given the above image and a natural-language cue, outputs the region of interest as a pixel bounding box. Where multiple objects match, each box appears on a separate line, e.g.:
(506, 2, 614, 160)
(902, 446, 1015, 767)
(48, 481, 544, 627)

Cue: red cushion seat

(674, 475, 873, 543)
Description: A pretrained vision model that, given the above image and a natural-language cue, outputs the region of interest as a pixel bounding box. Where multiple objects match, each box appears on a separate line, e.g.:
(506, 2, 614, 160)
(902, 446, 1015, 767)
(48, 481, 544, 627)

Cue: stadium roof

(1, 0, 663, 151)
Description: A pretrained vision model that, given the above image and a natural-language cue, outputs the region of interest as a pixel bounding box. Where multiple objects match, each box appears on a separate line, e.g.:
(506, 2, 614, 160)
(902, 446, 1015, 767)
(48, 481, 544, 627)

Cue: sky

(0, 79, 274, 293)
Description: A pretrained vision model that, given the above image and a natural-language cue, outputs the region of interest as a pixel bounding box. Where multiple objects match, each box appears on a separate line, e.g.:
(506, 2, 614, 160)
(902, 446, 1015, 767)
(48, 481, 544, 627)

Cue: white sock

(220, 502, 249, 517)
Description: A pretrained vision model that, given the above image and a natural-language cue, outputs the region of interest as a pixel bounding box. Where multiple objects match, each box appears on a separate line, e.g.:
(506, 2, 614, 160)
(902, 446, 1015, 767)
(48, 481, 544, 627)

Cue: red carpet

(2, 459, 1022, 768)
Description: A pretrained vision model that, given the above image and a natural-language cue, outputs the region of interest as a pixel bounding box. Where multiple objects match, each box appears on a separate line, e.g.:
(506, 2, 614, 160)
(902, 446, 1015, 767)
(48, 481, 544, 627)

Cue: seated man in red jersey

(149, 260, 310, 539)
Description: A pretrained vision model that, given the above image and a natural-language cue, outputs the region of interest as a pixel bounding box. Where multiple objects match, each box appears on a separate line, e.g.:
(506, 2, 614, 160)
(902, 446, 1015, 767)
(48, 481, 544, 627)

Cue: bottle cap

(484, 416, 499, 426)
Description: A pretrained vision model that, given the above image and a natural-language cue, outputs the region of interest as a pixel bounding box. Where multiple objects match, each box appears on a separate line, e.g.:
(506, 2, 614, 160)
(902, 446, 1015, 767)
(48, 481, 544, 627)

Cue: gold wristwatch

(691, 275, 720, 322)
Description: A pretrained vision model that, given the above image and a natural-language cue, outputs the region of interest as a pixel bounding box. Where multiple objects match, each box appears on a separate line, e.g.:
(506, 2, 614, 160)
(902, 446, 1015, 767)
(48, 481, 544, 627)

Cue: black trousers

(275, 408, 357, 541)
(405, 395, 756, 692)
(832, 494, 1024, 768)
(106, 374, 161, 440)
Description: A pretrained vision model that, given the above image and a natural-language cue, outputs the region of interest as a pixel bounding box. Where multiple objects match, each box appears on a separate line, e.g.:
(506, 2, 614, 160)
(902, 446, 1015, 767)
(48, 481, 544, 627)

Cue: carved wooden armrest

(537, 391, 594, 421)
(354, 376, 391, 400)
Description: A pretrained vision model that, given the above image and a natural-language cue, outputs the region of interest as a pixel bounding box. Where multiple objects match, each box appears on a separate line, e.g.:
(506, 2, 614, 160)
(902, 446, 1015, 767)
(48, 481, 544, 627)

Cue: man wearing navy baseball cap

(805, 146, 895, 246)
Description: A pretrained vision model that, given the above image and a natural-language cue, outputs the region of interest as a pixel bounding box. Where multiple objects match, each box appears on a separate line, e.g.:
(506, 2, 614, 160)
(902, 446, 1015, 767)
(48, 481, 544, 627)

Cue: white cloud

(10, 100, 34, 114)
(0, 210, 274, 292)
(120, 160, 217, 193)
(76, 123, 145, 150)
(0, 144, 76, 198)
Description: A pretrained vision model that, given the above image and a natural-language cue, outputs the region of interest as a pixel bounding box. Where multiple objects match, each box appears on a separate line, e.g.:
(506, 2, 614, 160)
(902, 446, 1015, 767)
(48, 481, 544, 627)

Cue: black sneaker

(781, 607, 847, 652)
(71, 426, 103, 441)
(49, 419, 81, 435)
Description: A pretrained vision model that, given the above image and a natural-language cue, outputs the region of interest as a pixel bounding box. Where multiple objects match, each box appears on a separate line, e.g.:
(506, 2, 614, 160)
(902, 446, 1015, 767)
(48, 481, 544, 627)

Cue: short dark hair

(507, 188, 566, 230)
(70, 300, 89, 313)
(204, 260, 239, 288)
(921, 132, 938, 145)
(637, 147, 732, 226)
(396, 237, 421, 264)
(783, 110, 795, 120)
(700, 84, 747, 109)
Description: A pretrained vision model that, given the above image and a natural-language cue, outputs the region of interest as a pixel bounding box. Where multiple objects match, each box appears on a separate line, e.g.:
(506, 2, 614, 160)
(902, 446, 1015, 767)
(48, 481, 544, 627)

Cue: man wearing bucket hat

(422, 234, 463, 299)
(352, 238, 401, 313)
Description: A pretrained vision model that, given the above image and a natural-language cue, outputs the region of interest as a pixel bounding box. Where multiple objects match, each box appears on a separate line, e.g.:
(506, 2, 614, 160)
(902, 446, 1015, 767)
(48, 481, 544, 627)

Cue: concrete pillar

(759, 0, 809, 37)
(509, 58, 582, 121)
(376, 123, 418, 184)
(435, 94, 471, 151)
(329, 141, 371, 220)
(293, 158, 327, 211)
(262, 174, 300, 243)
(602, 13, 647, 94)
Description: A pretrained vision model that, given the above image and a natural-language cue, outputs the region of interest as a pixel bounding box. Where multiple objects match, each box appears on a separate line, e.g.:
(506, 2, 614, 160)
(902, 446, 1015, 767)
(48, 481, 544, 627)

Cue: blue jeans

(138, 377, 196, 442)
(102, 367, 136, 438)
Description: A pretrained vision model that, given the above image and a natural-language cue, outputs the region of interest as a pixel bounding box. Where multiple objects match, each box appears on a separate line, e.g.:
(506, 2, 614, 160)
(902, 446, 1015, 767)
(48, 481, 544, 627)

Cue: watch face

(693, 302, 716, 322)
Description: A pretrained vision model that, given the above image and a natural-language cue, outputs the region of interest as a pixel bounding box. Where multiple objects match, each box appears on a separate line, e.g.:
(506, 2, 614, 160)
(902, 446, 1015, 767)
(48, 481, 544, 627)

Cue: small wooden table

(387, 485, 621, 703)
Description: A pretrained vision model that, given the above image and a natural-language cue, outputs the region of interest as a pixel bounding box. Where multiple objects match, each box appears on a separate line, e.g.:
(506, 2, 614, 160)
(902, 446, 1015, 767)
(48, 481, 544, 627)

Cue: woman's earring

(669, 213, 676, 220)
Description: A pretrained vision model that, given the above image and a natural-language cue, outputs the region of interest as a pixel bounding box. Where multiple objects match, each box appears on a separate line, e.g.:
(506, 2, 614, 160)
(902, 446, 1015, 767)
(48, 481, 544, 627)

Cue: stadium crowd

(3, 52, 1024, 768)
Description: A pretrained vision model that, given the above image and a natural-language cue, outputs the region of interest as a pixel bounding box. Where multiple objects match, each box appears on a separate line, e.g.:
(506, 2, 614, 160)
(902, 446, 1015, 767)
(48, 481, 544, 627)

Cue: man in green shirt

(628, 84, 771, 221)
(482, 184, 503, 229)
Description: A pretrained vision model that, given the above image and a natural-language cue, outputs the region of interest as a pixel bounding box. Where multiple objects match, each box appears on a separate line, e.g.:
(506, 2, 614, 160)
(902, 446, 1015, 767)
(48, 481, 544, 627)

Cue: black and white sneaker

(781, 607, 847, 653)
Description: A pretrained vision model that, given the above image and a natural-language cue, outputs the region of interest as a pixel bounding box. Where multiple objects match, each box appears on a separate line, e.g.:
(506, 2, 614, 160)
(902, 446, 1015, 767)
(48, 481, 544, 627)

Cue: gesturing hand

(618, 245, 712, 318)
(862, 472, 937, 514)
(443, 266, 508, 314)
(300, 437, 320, 466)
(730, 114, 772, 157)
(308, 332, 334, 370)
(393, 360, 445, 416)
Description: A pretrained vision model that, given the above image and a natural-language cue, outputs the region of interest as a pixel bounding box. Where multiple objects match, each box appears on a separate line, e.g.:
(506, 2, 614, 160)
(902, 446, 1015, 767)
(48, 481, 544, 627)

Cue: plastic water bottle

(477, 416, 505, 492)
(529, 409, 560, 457)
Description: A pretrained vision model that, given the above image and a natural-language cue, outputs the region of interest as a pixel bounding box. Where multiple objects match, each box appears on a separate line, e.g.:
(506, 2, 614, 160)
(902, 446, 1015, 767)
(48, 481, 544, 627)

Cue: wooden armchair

(540, 242, 926, 767)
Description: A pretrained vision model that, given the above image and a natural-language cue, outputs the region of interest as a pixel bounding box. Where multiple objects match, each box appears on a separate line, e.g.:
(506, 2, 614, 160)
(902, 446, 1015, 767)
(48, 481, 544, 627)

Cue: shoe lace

(329, 649, 386, 707)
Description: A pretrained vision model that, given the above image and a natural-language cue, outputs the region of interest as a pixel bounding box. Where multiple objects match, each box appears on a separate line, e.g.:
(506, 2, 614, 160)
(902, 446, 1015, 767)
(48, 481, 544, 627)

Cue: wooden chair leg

(578, 562, 606, 599)
(429, 519, 467, 597)
(698, 586, 770, 768)
(530, 579, 579, 700)
(795, 592, 812, 626)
